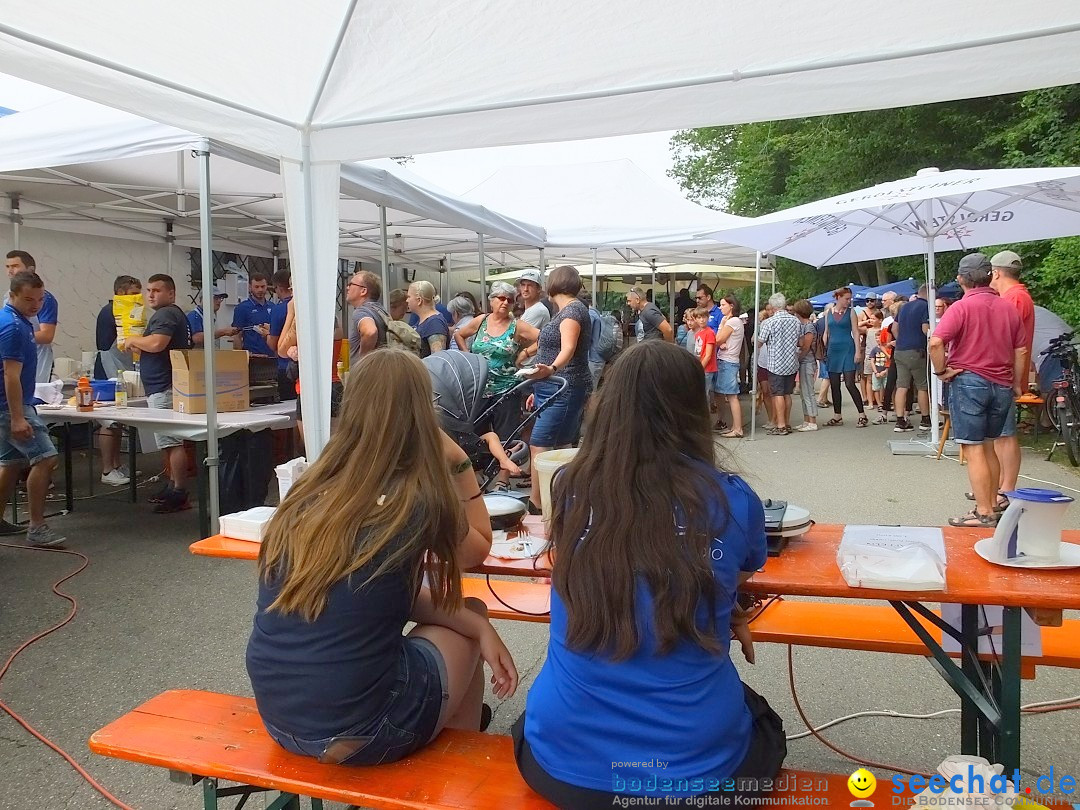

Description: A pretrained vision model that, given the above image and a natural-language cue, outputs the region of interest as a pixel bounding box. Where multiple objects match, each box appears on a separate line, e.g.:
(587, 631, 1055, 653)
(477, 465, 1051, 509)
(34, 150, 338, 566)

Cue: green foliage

(669, 88, 1080, 325)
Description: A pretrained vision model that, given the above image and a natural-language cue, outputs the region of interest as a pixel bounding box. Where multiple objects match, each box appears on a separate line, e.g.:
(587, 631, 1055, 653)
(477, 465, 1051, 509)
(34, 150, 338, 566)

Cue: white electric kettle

(985, 488, 1073, 564)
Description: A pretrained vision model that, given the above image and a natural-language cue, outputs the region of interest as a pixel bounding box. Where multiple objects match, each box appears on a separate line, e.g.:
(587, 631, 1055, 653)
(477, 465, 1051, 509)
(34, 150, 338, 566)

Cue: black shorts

(475, 390, 523, 442)
(512, 683, 786, 809)
(767, 372, 796, 396)
(295, 381, 344, 421)
(276, 369, 298, 402)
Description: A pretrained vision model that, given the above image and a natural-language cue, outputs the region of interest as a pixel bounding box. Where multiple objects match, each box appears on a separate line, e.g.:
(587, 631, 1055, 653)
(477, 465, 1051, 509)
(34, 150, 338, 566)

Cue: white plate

(973, 537, 1080, 570)
(766, 521, 812, 538)
(36, 403, 66, 410)
(483, 493, 527, 517)
(490, 533, 546, 560)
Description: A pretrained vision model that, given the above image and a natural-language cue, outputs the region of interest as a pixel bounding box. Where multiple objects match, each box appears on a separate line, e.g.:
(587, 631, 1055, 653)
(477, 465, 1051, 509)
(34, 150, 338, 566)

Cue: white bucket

(535, 448, 579, 522)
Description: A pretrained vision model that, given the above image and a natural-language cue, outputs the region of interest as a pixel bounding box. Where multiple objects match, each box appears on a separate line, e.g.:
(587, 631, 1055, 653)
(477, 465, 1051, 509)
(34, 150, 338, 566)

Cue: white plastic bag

(836, 525, 946, 590)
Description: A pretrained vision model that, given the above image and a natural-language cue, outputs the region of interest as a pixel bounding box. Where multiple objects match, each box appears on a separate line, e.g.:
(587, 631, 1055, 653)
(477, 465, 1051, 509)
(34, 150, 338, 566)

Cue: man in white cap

(517, 269, 550, 367)
(188, 285, 238, 348)
(989, 250, 1034, 495)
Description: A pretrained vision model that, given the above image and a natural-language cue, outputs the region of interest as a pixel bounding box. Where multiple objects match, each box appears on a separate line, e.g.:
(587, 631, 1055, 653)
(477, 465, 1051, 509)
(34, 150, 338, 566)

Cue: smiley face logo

(848, 768, 877, 803)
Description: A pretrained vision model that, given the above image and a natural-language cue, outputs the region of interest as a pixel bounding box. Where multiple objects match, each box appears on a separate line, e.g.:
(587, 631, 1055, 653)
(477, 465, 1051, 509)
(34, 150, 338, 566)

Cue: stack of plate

(762, 500, 812, 555)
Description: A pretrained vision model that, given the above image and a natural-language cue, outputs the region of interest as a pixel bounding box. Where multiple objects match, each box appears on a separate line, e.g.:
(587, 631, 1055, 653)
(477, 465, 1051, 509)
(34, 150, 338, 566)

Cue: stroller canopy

(424, 351, 490, 434)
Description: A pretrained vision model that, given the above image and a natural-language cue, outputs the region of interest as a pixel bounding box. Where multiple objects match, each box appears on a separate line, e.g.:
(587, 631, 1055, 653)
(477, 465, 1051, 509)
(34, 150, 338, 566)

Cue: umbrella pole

(751, 252, 761, 441)
(926, 237, 940, 448)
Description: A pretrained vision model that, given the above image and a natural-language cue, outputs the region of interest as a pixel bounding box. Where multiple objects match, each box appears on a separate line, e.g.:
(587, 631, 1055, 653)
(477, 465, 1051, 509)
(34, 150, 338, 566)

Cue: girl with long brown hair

(513, 340, 786, 807)
(247, 349, 518, 766)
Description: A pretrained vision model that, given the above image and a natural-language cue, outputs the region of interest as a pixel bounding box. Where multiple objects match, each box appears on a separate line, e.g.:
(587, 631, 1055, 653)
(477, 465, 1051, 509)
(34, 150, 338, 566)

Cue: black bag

(218, 430, 273, 514)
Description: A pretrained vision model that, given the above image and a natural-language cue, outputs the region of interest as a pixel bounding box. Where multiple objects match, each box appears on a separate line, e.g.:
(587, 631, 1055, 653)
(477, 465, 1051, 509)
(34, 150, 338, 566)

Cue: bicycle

(1043, 332, 1080, 466)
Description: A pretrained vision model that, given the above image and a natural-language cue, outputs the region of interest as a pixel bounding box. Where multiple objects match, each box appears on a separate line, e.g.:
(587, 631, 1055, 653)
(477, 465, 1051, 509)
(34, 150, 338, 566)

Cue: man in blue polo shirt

(266, 269, 296, 401)
(0, 271, 64, 546)
(188, 285, 236, 348)
(892, 284, 931, 433)
(695, 284, 723, 332)
(232, 271, 274, 356)
(4, 251, 58, 383)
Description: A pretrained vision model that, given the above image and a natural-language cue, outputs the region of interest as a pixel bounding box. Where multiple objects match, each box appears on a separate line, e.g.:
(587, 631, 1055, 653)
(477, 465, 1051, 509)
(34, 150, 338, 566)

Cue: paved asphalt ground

(2, 413, 1079, 809)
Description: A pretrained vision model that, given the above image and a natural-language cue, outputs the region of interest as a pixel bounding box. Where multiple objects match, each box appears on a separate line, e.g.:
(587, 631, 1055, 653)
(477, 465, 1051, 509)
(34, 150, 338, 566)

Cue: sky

(407, 131, 683, 197)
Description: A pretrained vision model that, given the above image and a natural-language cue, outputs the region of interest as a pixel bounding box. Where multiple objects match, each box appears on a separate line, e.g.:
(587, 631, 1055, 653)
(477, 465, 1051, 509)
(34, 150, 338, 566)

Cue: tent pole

(478, 233, 487, 312)
(750, 252, 761, 441)
(925, 233, 940, 447)
(272, 237, 280, 274)
(165, 220, 174, 276)
(668, 276, 674, 325)
(539, 247, 546, 278)
(10, 194, 20, 248)
(379, 206, 391, 301)
(591, 248, 598, 309)
(196, 142, 221, 532)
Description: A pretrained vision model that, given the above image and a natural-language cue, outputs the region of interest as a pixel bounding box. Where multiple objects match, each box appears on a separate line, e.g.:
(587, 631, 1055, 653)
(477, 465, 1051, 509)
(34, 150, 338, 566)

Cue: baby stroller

(423, 351, 567, 491)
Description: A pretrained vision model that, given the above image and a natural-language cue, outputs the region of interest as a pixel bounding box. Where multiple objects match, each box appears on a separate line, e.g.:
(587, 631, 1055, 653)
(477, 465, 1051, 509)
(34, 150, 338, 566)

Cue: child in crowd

(692, 308, 718, 391)
(681, 308, 698, 353)
(869, 343, 889, 411)
(861, 309, 884, 411)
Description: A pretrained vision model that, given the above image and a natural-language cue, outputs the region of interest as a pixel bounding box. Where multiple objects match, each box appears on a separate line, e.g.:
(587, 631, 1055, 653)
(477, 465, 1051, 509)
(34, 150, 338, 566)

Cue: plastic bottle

(114, 378, 128, 408)
(76, 376, 94, 412)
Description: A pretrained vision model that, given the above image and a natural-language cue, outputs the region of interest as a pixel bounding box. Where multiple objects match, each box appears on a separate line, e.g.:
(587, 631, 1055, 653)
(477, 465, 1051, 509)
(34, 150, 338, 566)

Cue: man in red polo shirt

(930, 253, 1027, 528)
(989, 250, 1034, 496)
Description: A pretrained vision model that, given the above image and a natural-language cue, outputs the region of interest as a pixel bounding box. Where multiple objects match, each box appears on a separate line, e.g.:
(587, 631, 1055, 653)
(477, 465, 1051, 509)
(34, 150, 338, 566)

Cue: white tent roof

(0, 3, 1077, 162)
(0, 94, 547, 261)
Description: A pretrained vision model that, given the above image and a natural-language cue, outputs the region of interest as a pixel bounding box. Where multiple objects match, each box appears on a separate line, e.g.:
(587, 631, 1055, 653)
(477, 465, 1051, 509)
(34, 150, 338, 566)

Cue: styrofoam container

(275, 457, 308, 502)
(219, 506, 277, 542)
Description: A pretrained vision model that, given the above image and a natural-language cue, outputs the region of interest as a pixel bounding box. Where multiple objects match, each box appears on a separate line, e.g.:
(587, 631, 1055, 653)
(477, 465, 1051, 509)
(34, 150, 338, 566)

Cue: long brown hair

(550, 340, 729, 660)
(258, 349, 465, 620)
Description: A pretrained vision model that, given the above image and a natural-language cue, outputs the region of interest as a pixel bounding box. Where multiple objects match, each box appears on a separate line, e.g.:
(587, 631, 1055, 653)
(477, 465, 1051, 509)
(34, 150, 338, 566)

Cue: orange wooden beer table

(191, 522, 1080, 773)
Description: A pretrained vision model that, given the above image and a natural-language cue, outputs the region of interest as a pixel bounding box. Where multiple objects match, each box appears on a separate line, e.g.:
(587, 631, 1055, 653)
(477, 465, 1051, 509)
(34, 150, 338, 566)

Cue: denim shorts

(147, 390, 183, 450)
(767, 371, 796, 396)
(531, 379, 588, 447)
(715, 360, 740, 395)
(0, 406, 58, 466)
(949, 371, 1016, 445)
(263, 636, 449, 766)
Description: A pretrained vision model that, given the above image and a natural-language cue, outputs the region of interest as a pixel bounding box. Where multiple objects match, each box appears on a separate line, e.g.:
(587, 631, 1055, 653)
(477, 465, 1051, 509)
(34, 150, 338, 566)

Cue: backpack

(369, 305, 422, 355)
(594, 311, 618, 361)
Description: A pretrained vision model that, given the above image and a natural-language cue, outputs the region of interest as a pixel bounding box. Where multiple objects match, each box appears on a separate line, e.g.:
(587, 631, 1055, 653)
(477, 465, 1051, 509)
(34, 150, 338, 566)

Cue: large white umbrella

(703, 166, 1080, 445)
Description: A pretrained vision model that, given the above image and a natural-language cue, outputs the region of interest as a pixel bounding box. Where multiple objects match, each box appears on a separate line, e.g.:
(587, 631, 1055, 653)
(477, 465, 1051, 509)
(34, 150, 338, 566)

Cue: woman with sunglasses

(454, 281, 540, 488)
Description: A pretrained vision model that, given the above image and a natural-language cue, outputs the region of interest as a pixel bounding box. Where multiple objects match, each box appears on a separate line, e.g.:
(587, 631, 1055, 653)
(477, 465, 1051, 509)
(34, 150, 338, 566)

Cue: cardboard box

(171, 350, 249, 414)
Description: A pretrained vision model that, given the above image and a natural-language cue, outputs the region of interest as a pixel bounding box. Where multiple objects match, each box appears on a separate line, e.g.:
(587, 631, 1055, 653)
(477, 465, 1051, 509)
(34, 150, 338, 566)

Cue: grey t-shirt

(348, 301, 388, 368)
(520, 301, 550, 366)
(635, 302, 666, 342)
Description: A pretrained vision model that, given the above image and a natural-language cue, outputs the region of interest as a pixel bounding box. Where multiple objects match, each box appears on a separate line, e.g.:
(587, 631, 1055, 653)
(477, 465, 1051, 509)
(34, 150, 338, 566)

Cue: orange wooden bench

(90, 690, 921, 809)
(464, 578, 1080, 677)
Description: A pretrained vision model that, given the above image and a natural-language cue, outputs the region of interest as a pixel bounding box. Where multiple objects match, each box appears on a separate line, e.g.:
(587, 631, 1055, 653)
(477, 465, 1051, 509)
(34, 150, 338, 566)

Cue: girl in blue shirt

(514, 339, 786, 807)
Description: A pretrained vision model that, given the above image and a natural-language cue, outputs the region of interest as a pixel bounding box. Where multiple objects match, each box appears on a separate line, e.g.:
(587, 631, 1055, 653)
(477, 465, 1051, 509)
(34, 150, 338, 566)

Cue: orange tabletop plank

(193, 522, 1080, 611)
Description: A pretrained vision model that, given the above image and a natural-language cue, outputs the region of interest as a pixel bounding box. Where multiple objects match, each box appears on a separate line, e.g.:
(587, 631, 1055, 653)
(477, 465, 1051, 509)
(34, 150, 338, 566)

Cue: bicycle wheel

(1046, 396, 1060, 433)
(1059, 397, 1080, 467)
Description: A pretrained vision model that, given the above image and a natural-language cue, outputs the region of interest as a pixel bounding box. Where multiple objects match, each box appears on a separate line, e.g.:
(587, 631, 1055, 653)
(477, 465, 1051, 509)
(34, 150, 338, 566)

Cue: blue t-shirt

(187, 307, 205, 341)
(416, 314, 450, 359)
(232, 296, 274, 355)
(525, 470, 768, 797)
(707, 304, 723, 333)
(408, 303, 453, 328)
(269, 297, 292, 371)
(895, 297, 929, 352)
(30, 290, 58, 384)
(0, 303, 38, 409)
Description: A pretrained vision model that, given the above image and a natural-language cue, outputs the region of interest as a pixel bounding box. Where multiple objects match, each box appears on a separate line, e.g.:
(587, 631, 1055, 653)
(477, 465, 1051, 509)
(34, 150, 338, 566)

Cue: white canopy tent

(3, 2, 1077, 465)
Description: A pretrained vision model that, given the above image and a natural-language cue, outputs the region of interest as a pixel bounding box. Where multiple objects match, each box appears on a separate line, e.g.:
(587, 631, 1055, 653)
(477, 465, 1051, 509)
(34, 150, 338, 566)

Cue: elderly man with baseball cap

(188, 285, 237, 348)
(930, 253, 1028, 528)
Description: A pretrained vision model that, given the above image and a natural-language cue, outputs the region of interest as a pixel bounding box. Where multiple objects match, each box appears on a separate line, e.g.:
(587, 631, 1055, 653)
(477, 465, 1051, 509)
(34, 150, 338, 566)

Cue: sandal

(857, 415, 869, 428)
(871, 413, 887, 425)
(817, 399, 831, 408)
(963, 492, 1010, 512)
(720, 431, 744, 439)
(825, 417, 844, 427)
(949, 509, 1000, 528)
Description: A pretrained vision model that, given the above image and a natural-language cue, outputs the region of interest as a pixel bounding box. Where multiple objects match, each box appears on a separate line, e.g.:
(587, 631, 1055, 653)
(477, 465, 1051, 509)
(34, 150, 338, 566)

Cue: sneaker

(893, 418, 915, 432)
(153, 488, 191, 514)
(919, 418, 932, 432)
(148, 482, 174, 504)
(101, 468, 131, 486)
(0, 518, 23, 536)
(795, 423, 819, 432)
(27, 523, 66, 548)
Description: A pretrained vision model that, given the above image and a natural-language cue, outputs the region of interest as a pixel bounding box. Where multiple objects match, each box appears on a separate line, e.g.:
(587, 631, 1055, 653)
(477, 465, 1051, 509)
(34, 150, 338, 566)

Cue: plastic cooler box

(218, 506, 277, 542)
